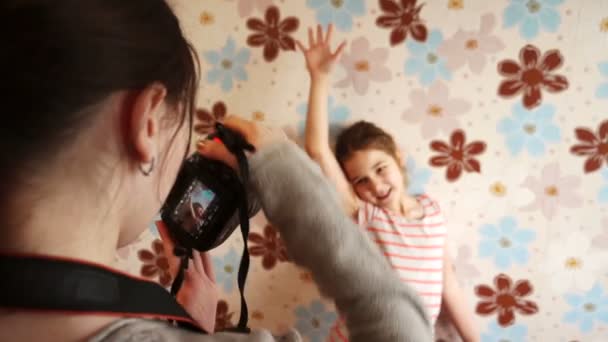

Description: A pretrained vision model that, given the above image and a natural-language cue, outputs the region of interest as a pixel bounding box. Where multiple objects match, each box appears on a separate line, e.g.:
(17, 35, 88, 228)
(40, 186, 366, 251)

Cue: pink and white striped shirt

(328, 194, 446, 341)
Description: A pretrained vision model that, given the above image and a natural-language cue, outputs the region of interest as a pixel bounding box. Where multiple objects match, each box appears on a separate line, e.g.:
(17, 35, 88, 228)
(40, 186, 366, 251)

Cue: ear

(128, 83, 167, 163)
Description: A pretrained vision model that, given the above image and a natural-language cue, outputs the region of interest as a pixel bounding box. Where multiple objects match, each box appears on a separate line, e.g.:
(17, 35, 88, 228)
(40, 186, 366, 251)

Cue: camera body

(160, 153, 246, 252)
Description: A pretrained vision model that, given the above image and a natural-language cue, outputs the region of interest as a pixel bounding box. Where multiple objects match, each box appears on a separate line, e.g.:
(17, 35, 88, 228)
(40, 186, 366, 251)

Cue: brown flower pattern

(137, 239, 172, 287)
(429, 129, 486, 182)
(475, 274, 539, 327)
(248, 224, 289, 270)
(570, 120, 608, 173)
(195, 101, 227, 135)
(376, 0, 428, 45)
(246, 6, 299, 62)
(497, 44, 568, 109)
(215, 300, 235, 331)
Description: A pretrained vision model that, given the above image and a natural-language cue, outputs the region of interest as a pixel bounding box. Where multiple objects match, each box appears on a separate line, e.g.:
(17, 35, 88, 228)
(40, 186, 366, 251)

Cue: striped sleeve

(356, 201, 376, 227)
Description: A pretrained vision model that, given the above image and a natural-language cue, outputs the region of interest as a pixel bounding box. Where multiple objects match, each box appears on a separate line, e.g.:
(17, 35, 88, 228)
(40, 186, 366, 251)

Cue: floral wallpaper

(116, 0, 608, 341)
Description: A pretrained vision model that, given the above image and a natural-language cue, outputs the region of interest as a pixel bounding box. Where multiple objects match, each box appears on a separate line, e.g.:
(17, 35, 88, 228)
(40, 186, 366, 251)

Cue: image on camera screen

(173, 180, 216, 236)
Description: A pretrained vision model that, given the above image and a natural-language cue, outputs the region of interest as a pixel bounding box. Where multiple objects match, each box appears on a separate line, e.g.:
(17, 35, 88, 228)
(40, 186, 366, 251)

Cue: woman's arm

(442, 250, 480, 342)
(248, 141, 433, 341)
(296, 25, 359, 216)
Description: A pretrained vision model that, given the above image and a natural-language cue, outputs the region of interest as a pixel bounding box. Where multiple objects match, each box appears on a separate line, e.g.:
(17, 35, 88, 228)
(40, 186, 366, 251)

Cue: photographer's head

(0, 0, 198, 260)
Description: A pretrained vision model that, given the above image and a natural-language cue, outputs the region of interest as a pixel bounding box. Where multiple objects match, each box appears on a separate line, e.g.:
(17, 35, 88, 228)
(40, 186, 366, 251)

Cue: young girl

(296, 25, 479, 342)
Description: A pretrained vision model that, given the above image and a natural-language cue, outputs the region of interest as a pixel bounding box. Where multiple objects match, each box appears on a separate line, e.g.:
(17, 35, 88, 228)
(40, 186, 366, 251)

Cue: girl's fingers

(308, 27, 314, 46)
(332, 41, 347, 60)
(316, 24, 323, 45)
(325, 23, 334, 44)
(295, 40, 306, 52)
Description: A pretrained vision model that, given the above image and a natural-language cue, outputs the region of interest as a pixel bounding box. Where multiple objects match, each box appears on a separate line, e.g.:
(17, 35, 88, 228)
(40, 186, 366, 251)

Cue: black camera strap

(233, 142, 253, 333)
(170, 123, 255, 334)
(0, 124, 256, 335)
(0, 253, 199, 327)
(214, 123, 255, 334)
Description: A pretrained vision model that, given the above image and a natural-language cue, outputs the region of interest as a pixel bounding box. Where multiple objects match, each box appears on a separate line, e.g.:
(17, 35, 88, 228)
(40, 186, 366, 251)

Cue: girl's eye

(377, 166, 386, 174)
(355, 178, 368, 186)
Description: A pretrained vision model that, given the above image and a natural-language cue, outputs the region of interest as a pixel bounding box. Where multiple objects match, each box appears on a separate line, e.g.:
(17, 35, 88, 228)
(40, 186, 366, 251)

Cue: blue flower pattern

(479, 216, 536, 270)
(481, 321, 528, 342)
(599, 168, 608, 204)
(503, 0, 564, 40)
(306, 0, 365, 32)
(204, 37, 250, 92)
(294, 300, 337, 342)
(497, 103, 561, 157)
(406, 157, 432, 196)
(596, 62, 608, 99)
(296, 96, 350, 139)
(212, 248, 240, 292)
(405, 30, 451, 86)
(563, 284, 608, 333)
(109, 2, 608, 338)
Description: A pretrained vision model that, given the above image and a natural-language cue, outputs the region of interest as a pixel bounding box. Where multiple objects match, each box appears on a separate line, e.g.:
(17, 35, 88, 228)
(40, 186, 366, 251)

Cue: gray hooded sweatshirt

(90, 142, 432, 342)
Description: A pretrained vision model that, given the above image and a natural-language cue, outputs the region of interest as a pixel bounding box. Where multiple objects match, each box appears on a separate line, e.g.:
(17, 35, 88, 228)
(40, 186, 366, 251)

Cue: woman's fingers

(191, 251, 204, 275)
(197, 115, 286, 170)
(200, 252, 216, 282)
(197, 138, 237, 170)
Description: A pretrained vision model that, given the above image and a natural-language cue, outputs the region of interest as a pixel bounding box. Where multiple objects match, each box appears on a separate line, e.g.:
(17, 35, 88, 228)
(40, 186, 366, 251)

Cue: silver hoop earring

(139, 158, 155, 176)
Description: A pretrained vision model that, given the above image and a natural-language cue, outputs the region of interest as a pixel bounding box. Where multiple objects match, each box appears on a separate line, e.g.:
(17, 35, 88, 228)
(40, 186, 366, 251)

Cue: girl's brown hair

(335, 121, 400, 165)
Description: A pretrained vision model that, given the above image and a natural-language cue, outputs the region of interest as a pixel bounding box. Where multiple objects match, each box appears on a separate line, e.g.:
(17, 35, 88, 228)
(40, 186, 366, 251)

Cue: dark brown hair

(0, 0, 198, 194)
(335, 121, 400, 165)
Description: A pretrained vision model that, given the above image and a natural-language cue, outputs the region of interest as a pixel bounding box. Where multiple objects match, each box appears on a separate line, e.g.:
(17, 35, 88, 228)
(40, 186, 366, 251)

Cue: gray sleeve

(91, 141, 431, 342)
(89, 318, 302, 342)
(248, 142, 433, 342)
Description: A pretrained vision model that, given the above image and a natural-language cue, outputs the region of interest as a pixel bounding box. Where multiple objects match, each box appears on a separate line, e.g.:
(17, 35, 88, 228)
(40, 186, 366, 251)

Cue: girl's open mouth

(376, 188, 392, 202)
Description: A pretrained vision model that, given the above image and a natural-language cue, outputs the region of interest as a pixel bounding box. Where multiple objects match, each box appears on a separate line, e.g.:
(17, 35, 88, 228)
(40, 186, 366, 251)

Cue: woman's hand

(156, 221, 219, 333)
(196, 115, 286, 170)
(296, 24, 346, 79)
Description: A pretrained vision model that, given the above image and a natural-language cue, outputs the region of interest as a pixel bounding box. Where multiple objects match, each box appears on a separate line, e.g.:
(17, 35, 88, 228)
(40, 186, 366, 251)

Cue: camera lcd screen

(171, 180, 216, 237)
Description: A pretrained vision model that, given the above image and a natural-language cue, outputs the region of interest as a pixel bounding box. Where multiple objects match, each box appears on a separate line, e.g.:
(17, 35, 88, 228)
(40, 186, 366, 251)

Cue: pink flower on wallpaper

(453, 245, 481, 281)
(437, 13, 505, 74)
(228, 0, 273, 18)
(521, 162, 583, 220)
(402, 82, 471, 139)
(592, 217, 608, 248)
(335, 37, 391, 95)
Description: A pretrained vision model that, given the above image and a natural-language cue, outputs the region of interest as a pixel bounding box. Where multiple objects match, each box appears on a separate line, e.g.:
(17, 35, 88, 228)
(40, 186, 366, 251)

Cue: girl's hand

(156, 221, 219, 333)
(296, 24, 345, 79)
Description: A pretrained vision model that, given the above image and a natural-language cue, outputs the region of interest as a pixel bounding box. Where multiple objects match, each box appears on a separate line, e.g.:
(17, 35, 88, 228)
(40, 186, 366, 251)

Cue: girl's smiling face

(342, 148, 406, 212)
